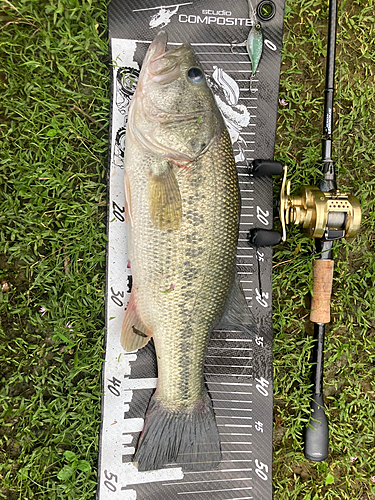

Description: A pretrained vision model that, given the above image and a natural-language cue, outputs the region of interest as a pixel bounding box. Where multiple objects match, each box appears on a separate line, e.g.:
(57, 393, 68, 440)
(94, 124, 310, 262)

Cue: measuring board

(98, 1, 285, 499)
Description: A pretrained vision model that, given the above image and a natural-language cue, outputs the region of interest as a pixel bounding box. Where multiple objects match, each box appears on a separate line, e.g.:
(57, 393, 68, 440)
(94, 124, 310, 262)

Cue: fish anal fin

(216, 269, 258, 335)
(148, 161, 182, 230)
(121, 290, 152, 352)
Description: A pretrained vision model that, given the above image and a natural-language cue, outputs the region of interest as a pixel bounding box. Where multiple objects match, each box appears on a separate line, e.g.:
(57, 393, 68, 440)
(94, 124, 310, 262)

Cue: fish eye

(187, 67, 204, 83)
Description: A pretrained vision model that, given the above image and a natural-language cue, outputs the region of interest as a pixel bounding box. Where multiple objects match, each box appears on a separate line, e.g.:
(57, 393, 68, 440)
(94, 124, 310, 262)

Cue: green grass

(0, 0, 374, 499)
(0, 1, 108, 498)
(273, 0, 375, 498)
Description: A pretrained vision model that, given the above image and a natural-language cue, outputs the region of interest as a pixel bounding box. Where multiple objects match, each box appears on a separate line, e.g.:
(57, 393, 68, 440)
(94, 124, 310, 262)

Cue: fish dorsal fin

(148, 160, 182, 230)
(216, 269, 258, 335)
(121, 289, 153, 352)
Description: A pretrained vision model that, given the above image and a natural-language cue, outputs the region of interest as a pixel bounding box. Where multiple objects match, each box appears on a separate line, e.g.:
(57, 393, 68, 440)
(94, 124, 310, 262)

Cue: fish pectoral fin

(121, 290, 153, 352)
(216, 269, 258, 335)
(124, 171, 133, 226)
(148, 161, 182, 230)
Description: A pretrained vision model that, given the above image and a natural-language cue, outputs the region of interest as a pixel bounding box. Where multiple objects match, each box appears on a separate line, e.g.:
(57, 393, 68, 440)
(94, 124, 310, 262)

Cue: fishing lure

(231, 0, 264, 92)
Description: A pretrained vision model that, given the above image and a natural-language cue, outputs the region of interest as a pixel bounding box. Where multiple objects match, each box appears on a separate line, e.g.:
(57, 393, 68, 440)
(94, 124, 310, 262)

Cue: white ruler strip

(99, 39, 184, 499)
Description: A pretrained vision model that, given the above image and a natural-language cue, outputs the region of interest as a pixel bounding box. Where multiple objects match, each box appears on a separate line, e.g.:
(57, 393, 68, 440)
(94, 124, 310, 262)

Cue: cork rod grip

(310, 260, 334, 324)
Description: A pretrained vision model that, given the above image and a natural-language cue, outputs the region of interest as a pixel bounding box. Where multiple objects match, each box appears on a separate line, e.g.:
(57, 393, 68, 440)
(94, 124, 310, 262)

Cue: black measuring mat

(98, 2, 285, 499)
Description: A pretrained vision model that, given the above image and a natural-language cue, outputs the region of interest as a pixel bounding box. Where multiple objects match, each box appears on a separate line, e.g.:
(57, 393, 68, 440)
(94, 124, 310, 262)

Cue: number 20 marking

(256, 206, 270, 226)
(255, 288, 269, 308)
(112, 201, 125, 222)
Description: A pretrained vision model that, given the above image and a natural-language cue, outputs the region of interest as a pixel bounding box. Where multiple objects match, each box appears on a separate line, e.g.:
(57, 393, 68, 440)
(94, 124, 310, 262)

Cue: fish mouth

(148, 31, 168, 63)
(147, 31, 192, 84)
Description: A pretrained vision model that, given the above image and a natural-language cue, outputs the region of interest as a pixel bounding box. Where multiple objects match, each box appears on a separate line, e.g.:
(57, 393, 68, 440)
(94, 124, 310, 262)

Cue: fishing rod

(248, 0, 361, 460)
(278, 0, 361, 461)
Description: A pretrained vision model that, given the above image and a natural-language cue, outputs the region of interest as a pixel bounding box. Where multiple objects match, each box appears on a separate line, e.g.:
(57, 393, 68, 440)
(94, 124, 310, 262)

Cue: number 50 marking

(104, 470, 118, 492)
(255, 459, 269, 481)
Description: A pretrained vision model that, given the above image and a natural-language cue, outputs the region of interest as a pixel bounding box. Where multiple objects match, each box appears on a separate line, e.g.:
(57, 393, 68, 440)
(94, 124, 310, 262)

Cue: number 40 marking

(255, 377, 270, 397)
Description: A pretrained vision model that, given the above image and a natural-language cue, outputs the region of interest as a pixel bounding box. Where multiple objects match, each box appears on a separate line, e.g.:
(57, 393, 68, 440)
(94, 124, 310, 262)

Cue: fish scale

(127, 128, 240, 408)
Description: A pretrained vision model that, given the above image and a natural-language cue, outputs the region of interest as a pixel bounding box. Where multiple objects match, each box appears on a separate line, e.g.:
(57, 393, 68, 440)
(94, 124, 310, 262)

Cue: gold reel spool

(279, 166, 362, 242)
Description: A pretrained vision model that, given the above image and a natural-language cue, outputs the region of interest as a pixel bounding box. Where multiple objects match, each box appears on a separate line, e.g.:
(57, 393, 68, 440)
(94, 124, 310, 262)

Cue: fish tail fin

(134, 389, 221, 471)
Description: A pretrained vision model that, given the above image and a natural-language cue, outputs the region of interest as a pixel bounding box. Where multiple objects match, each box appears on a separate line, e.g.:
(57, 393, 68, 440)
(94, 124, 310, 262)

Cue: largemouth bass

(121, 31, 255, 472)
